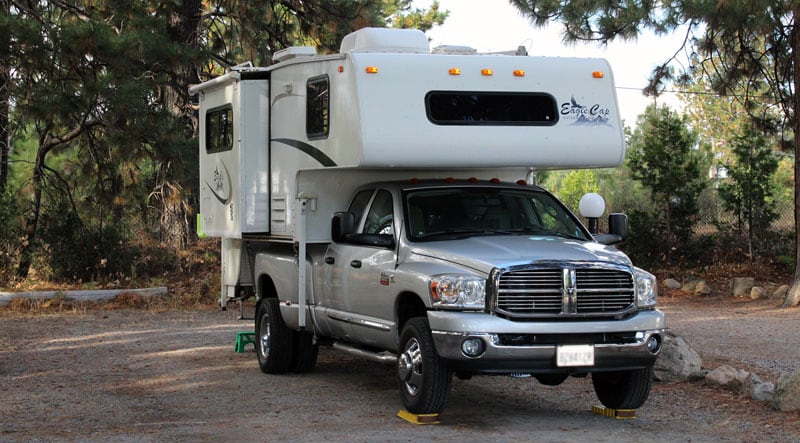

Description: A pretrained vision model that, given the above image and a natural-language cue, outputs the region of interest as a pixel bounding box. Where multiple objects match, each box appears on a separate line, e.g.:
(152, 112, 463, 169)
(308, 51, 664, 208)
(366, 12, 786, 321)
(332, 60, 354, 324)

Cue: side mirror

(594, 213, 628, 245)
(332, 212, 355, 243)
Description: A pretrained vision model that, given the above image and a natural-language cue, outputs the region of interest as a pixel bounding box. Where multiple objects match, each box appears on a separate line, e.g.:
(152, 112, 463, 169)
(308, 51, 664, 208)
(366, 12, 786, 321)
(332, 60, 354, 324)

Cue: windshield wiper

(486, 227, 586, 241)
(416, 227, 490, 240)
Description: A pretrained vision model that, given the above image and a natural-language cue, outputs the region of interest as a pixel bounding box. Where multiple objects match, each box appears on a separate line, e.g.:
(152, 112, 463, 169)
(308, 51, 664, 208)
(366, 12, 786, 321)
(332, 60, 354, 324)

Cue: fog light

(461, 337, 485, 357)
(646, 335, 662, 354)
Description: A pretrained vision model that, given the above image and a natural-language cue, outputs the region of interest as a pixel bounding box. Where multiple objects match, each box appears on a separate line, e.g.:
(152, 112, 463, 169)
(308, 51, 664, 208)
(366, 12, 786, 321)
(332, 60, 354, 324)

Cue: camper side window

(307, 75, 330, 139)
(205, 106, 233, 153)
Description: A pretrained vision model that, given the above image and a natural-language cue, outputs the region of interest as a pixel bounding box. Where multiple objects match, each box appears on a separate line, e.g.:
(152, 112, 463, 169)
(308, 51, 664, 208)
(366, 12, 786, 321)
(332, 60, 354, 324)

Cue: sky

(412, 0, 688, 125)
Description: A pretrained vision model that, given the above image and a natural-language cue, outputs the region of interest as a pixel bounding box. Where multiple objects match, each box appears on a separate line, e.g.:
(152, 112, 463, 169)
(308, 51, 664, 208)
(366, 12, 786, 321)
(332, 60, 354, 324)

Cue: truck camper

(190, 27, 664, 415)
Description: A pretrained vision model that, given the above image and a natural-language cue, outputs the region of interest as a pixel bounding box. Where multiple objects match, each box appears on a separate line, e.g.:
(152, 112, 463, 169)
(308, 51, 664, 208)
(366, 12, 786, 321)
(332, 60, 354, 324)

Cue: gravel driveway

(1, 296, 798, 442)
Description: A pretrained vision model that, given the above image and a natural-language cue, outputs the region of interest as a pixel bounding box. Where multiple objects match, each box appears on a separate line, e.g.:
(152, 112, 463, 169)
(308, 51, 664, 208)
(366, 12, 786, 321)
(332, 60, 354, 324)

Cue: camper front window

(425, 91, 558, 126)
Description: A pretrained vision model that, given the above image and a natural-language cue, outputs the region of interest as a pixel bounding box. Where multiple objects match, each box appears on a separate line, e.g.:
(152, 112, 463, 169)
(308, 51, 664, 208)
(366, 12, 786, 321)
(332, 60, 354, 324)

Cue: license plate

(556, 345, 595, 367)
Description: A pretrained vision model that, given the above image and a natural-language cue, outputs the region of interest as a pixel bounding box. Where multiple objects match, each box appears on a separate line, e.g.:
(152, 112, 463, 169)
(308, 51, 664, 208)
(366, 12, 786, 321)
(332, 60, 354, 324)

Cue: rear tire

(397, 317, 451, 414)
(592, 366, 654, 409)
(255, 298, 292, 374)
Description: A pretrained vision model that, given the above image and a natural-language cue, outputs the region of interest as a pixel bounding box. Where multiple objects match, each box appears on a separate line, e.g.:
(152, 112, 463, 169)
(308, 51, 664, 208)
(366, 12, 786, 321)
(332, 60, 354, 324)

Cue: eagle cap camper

(191, 27, 663, 416)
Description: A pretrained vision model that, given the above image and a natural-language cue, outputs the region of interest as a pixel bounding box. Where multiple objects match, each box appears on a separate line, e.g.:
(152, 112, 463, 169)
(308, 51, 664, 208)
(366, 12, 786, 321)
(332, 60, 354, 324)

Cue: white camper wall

(197, 74, 269, 238)
(347, 53, 626, 169)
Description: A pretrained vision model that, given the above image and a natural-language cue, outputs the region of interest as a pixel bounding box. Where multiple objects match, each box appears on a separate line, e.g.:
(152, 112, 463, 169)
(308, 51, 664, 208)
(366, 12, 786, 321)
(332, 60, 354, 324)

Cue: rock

(706, 365, 750, 390)
(731, 277, 755, 297)
(682, 276, 702, 292)
(772, 371, 800, 411)
(751, 382, 775, 402)
(654, 330, 703, 382)
(773, 284, 790, 300)
(664, 278, 681, 290)
(741, 372, 774, 401)
(750, 286, 766, 300)
(695, 280, 712, 295)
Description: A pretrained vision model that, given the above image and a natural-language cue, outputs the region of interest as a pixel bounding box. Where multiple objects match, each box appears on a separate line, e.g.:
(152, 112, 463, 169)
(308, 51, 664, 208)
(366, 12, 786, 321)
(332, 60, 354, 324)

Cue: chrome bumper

(428, 309, 665, 373)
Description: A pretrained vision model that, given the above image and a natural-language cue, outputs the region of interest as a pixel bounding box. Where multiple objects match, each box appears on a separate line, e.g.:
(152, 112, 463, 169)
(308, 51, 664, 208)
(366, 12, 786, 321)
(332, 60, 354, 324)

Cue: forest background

(0, 1, 796, 306)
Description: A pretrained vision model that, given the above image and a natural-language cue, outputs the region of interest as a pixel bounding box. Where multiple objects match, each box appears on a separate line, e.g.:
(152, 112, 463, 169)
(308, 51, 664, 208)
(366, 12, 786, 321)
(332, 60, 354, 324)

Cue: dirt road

(1, 297, 798, 442)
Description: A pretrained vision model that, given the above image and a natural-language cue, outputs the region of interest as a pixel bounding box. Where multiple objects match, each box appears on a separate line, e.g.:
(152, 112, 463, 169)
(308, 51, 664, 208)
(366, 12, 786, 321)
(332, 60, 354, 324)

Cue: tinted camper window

(426, 91, 557, 126)
(205, 106, 233, 153)
(307, 75, 330, 139)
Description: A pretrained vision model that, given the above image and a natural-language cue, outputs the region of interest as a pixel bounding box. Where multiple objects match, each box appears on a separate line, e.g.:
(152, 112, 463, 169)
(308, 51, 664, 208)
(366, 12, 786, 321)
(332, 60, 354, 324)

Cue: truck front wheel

(397, 317, 451, 414)
(255, 298, 292, 374)
(592, 366, 654, 409)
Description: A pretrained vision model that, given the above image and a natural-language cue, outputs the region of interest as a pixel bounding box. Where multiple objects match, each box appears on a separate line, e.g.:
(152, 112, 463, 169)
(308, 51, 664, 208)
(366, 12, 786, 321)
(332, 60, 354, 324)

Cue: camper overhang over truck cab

(190, 27, 664, 416)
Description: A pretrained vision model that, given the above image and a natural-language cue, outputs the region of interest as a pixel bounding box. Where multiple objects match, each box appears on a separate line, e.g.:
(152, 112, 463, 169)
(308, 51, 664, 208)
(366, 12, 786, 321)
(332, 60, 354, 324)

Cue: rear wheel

(592, 366, 654, 409)
(397, 317, 451, 414)
(255, 298, 292, 374)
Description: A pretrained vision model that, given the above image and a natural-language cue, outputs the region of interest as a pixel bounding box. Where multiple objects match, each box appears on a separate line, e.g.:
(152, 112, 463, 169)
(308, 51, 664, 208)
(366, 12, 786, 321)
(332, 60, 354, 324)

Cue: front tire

(592, 366, 654, 409)
(397, 317, 451, 414)
(255, 298, 292, 374)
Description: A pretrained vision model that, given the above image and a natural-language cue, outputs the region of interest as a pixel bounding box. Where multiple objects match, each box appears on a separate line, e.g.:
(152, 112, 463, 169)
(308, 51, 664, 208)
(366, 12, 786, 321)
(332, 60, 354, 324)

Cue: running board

(332, 342, 397, 365)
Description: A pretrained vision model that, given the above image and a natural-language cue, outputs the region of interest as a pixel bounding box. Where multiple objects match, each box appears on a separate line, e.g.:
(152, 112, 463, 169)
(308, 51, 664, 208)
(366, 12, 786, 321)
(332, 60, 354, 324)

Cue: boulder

(654, 330, 703, 382)
(742, 372, 774, 401)
(682, 276, 704, 292)
(749, 286, 766, 300)
(772, 371, 800, 411)
(773, 284, 790, 300)
(751, 382, 775, 402)
(706, 365, 750, 390)
(664, 278, 682, 290)
(731, 277, 755, 297)
(695, 280, 712, 295)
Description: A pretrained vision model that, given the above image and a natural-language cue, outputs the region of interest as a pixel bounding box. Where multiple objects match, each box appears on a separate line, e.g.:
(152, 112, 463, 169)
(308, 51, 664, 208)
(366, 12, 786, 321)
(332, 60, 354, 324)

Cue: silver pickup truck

(252, 178, 664, 415)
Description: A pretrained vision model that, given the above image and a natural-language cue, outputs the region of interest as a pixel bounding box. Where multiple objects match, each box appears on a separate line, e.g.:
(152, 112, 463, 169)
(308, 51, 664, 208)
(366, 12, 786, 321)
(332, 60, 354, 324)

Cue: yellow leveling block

(397, 409, 440, 425)
(591, 405, 636, 419)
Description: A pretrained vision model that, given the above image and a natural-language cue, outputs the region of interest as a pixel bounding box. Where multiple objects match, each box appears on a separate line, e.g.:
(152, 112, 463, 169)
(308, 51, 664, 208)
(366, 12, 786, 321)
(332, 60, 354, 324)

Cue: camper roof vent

(272, 46, 317, 63)
(432, 45, 478, 55)
(340, 28, 429, 54)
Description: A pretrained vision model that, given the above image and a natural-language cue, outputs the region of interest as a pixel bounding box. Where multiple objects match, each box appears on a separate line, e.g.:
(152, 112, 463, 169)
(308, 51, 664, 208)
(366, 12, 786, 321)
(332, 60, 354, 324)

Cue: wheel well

(256, 274, 278, 304)
(396, 291, 427, 332)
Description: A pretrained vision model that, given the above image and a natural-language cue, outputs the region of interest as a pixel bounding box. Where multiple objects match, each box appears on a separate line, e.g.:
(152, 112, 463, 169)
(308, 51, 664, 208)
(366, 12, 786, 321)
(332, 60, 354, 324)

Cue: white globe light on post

(578, 193, 606, 234)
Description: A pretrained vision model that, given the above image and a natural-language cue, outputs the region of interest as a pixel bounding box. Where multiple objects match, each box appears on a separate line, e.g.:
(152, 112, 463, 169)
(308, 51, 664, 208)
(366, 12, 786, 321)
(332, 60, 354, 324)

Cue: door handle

(324, 257, 335, 265)
(350, 260, 362, 268)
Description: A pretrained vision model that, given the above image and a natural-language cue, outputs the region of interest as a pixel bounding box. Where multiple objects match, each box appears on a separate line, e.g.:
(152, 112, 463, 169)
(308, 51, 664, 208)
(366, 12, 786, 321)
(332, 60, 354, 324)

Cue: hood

(408, 235, 632, 274)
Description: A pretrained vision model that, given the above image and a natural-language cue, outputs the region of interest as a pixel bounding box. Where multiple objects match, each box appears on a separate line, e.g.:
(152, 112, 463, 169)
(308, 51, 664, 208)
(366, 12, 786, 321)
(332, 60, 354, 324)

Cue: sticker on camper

(206, 160, 232, 205)
(560, 96, 613, 127)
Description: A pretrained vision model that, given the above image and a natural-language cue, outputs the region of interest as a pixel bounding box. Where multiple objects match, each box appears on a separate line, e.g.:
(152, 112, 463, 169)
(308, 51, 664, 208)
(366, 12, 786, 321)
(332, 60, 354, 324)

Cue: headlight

(634, 267, 658, 308)
(429, 274, 486, 309)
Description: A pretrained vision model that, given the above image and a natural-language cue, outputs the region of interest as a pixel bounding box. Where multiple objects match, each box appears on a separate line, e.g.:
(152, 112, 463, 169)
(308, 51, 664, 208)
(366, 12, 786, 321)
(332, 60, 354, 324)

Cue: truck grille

(492, 265, 635, 319)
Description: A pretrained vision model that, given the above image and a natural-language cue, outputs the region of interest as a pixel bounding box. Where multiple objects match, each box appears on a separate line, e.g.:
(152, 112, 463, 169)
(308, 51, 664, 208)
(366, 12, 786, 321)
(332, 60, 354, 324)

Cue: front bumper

(428, 309, 665, 374)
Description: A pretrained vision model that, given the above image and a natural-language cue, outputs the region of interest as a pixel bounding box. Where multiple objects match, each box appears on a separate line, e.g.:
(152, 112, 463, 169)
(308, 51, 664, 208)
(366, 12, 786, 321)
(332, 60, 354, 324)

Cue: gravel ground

(1, 296, 798, 442)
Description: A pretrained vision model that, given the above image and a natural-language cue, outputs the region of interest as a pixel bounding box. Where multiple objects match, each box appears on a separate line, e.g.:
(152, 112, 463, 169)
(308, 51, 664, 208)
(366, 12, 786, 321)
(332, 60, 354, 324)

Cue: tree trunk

(16, 145, 47, 278)
(0, 0, 10, 192)
(152, 0, 202, 250)
(785, 6, 800, 307)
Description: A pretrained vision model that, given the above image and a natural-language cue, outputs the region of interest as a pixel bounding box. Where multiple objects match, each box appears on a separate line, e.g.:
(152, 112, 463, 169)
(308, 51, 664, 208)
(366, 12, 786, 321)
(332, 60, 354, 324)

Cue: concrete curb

(0, 287, 169, 307)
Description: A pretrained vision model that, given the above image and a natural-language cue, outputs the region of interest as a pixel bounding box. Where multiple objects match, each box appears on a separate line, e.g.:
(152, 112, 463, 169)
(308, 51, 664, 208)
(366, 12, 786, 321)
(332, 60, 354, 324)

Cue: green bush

(37, 198, 137, 282)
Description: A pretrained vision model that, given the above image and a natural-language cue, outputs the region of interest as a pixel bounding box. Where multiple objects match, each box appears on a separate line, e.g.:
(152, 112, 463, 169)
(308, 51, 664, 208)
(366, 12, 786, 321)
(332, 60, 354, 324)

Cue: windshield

(404, 187, 590, 242)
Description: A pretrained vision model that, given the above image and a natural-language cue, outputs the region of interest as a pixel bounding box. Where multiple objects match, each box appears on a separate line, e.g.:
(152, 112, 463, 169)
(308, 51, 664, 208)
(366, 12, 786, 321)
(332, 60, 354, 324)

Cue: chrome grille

(494, 266, 634, 318)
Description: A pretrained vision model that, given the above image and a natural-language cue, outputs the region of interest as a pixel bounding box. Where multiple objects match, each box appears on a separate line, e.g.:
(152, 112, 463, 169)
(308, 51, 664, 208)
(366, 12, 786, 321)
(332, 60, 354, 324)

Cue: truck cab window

(347, 189, 374, 229)
(363, 190, 394, 235)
